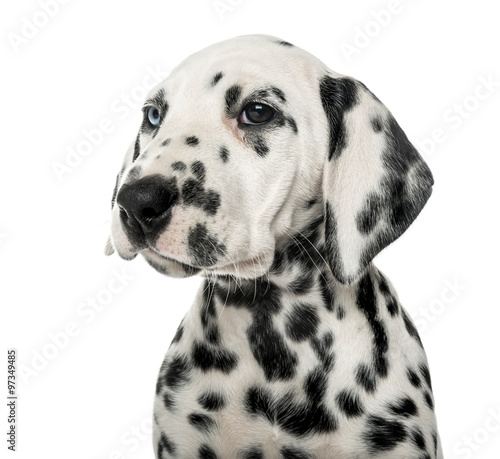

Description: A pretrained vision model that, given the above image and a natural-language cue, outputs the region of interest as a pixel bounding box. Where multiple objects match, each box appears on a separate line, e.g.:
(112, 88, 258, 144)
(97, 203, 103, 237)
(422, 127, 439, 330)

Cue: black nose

(116, 175, 178, 240)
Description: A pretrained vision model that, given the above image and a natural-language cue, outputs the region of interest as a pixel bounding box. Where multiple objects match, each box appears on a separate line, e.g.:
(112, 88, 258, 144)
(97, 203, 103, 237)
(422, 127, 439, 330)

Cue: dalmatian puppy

(106, 35, 442, 458)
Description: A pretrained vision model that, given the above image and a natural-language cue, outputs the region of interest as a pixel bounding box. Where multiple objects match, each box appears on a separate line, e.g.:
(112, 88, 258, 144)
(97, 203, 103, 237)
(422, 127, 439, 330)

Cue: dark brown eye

(239, 103, 275, 125)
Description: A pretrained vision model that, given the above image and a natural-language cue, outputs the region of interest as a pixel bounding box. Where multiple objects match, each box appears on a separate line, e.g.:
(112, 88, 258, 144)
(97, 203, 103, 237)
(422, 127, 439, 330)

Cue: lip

(142, 247, 270, 275)
(142, 247, 177, 262)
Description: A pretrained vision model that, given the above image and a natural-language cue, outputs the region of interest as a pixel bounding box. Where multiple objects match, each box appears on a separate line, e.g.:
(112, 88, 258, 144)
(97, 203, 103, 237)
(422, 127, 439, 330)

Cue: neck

(192, 215, 354, 383)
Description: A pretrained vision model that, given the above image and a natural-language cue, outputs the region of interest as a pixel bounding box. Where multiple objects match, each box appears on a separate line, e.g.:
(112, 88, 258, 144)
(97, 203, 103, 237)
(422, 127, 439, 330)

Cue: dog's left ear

(320, 75, 433, 284)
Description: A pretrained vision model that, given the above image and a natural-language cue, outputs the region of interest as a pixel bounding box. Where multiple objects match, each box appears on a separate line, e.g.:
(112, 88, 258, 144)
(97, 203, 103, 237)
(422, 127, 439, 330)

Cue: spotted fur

(107, 35, 442, 458)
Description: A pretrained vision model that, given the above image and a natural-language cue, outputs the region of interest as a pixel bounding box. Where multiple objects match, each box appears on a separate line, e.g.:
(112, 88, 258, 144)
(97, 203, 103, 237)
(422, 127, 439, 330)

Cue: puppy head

(107, 35, 432, 282)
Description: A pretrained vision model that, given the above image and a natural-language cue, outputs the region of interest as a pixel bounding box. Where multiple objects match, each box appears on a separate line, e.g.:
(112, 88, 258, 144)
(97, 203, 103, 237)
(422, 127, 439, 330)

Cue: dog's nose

(116, 175, 178, 239)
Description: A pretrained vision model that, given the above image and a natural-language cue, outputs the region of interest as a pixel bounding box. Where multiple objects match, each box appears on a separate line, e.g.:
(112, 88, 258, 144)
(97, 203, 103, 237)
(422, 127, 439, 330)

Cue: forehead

(151, 35, 326, 100)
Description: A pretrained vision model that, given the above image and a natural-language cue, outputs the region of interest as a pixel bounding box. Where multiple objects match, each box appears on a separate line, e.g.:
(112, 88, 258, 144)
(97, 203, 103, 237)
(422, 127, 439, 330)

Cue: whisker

(283, 229, 328, 285)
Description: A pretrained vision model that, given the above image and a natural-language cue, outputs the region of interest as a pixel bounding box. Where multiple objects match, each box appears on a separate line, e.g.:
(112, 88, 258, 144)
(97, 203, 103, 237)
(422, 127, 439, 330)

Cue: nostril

(142, 206, 164, 222)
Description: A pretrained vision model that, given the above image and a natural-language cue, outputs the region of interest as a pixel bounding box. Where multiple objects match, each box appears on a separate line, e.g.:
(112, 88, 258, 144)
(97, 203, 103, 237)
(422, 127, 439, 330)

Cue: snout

(116, 175, 178, 244)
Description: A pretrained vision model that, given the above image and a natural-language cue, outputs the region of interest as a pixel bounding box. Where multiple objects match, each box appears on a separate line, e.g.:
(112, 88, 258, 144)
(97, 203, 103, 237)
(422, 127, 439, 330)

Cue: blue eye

(147, 106, 161, 126)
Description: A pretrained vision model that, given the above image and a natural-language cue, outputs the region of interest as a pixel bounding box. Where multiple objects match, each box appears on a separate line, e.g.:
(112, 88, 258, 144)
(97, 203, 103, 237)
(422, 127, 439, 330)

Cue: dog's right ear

(104, 139, 137, 256)
(104, 236, 115, 256)
(320, 75, 433, 284)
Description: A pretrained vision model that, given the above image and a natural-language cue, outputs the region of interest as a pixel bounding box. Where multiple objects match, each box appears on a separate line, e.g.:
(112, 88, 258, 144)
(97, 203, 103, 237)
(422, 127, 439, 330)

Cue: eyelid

(142, 104, 157, 113)
(242, 99, 279, 112)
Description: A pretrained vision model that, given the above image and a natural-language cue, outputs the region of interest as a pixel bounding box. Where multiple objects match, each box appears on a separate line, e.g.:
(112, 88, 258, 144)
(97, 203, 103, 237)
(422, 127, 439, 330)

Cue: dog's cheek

(224, 118, 246, 142)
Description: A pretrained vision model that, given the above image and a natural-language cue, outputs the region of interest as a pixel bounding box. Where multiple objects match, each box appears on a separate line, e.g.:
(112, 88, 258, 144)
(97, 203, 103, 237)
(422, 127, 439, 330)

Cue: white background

(1, 0, 499, 458)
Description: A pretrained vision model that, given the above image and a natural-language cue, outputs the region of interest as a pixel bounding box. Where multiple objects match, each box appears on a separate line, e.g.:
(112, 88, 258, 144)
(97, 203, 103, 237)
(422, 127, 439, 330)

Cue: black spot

(432, 432, 438, 455)
(198, 391, 226, 411)
(319, 76, 359, 161)
(182, 178, 220, 215)
(424, 391, 434, 410)
(336, 305, 345, 320)
(407, 368, 421, 388)
(199, 294, 217, 332)
(386, 296, 399, 316)
(172, 161, 187, 171)
(378, 272, 399, 317)
(200, 280, 219, 344)
(249, 136, 269, 157)
(411, 428, 427, 450)
(219, 145, 229, 163)
(288, 273, 314, 295)
(357, 273, 389, 378)
(191, 341, 238, 373)
(305, 198, 317, 209)
(275, 392, 337, 437)
(241, 446, 264, 459)
(319, 273, 335, 312)
(378, 274, 391, 295)
(419, 363, 433, 389)
(356, 192, 384, 234)
(161, 138, 171, 147)
(281, 446, 312, 459)
(211, 72, 224, 87)
(276, 40, 294, 47)
(310, 332, 334, 370)
(356, 364, 376, 393)
(225, 85, 242, 115)
(286, 117, 298, 133)
(245, 386, 337, 437)
(245, 386, 275, 423)
(203, 190, 221, 215)
(198, 444, 218, 459)
(181, 162, 221, 216)
(270, 248, 286, 274)
(133, 132, 141, 161)
(191, 161, 205, 179)
(214, 278, 282, 315)
(127, 165, 142, 181)
(171, 325, 184, 344)
(164, 355, 191, 390)
(162, 392, 175, 410)
(188, 412, 216, 432)
(371, 116, 383, 132)
(253, 89, 270, 99)
(336, 390, 364, 417)
(155, 377, 163, 395)
(325, 202, 348, 283)
(247, 313, 298, 381)
(285, 303, 319, 342)
(187, 224, 226, 267)
(271, 87, 287, 103)
(388, 396, 418, 418)
(363, 415, 407, 452)
(304, 367, 328, 403)
(186, 136, 200, 146)
(158, 431, 176, 456)
(402, 310, 423, 347)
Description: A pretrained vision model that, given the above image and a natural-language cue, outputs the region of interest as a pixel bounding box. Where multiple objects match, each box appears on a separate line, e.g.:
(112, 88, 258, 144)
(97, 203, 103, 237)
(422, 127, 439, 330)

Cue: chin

(141, 249, 200, 278)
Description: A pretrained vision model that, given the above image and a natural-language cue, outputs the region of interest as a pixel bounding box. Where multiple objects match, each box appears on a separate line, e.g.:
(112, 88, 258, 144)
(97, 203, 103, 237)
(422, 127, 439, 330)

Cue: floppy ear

(104, 139, 137, 257)
(320, 75, 433, 284)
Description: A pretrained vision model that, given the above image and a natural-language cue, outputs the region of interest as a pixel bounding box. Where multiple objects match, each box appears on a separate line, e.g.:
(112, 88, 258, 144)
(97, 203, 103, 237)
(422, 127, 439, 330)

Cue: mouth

(142, 247, 185, 265)
(141, 246, 273, 279)
(140, 247, 201, 278)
